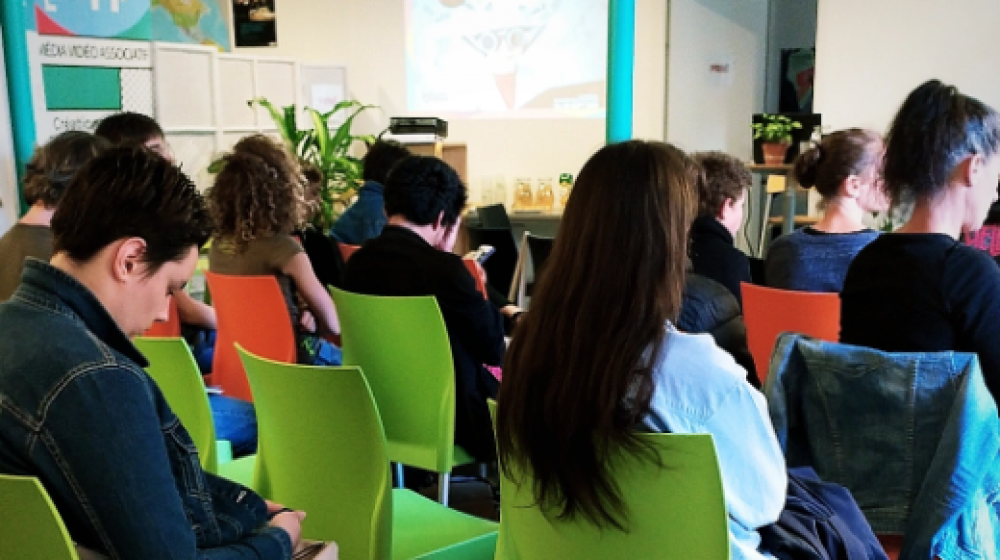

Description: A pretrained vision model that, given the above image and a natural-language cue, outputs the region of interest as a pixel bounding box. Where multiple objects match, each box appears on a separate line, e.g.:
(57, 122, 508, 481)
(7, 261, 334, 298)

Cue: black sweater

(343, 226, 504, 461)
(689, 216, 752, 305)
(841, 233, 1000, 400)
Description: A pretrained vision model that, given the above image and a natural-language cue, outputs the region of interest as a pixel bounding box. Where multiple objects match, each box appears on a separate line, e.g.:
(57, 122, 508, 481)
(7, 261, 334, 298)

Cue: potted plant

(752, 114, 802, 165)
(250, 98, 378, 230)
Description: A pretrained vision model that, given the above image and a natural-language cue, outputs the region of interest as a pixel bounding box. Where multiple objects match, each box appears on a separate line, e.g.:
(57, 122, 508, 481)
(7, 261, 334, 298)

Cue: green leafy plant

(249, 98, 378, 230)
(752, 114, 802, 144)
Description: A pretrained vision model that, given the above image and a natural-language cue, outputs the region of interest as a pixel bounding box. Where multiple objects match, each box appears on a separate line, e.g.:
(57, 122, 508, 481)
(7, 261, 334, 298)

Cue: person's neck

(387, 215, 439, 247)
(19, 204, 55, 226)
(50, 252, 122, 323)
(894, 196, 964, 239)
(813, 198, 867, 234)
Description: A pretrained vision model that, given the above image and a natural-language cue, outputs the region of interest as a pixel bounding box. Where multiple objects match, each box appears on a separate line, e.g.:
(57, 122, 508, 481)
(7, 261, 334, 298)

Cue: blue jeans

(207, 395, 258, 457)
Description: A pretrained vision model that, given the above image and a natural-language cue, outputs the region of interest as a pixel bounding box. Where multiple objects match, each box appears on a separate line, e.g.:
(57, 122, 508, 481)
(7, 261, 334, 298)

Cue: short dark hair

(51, 146, 213, 274)
(23, 131, 109, 207)
(94, 112, 165, 147)
(362, 140, 411, 184)
(691, 151, 751, 218)
(884, 79, 1000, 205)
(383, 156, 467, 227)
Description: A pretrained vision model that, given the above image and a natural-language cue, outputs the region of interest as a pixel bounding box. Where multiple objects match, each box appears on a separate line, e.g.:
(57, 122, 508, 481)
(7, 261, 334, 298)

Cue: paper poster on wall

(233, 0, 277, 47)
(33, 0, 152, 40)
(405, 0, 608, 119)
(28, 34, 155, 141)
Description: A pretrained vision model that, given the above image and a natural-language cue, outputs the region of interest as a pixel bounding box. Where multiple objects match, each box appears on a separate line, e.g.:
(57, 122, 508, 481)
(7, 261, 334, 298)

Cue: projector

(389, 117, 448, 138)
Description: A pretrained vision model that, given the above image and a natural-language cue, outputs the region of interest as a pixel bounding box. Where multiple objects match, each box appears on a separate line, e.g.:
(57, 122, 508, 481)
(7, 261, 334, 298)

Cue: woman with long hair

(496, 140, 786, 559)
(840, 80, 1000, 398)
(207, 134, 341, 365)
(766, 128, 888, 292)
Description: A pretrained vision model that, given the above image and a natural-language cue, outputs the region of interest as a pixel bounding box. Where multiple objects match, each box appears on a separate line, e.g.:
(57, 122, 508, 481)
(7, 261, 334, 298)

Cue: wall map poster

(232, 0, 277, 47)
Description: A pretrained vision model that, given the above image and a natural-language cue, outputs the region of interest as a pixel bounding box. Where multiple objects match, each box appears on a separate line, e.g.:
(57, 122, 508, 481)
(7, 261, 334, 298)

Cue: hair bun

(792, 143, 822, 188)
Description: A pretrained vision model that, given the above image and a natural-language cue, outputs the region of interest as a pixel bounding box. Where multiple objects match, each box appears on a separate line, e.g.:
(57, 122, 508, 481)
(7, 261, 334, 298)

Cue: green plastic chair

(0, 474, 79, 559)
(487, 401, 730, 559)
(237, 345, 498, 560)
(330, 287, 477, 505)
(133, 337, 256, 488)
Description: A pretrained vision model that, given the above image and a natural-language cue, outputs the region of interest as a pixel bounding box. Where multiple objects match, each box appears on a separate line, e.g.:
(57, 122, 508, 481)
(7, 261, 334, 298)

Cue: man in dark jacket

(343, 156, 515, 462)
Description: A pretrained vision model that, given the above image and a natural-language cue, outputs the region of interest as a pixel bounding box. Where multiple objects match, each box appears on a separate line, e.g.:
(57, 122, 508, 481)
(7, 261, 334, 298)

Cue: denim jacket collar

(16, 258, 147, 367)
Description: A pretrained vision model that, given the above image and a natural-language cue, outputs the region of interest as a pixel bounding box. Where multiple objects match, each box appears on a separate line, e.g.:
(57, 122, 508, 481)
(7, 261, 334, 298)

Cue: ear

(955, 155, 978, 188)
(110, 237, 148, 283)
(718, 197, 737, 221)
(843, 175, 863, 199)
(433, 211, 446, 231)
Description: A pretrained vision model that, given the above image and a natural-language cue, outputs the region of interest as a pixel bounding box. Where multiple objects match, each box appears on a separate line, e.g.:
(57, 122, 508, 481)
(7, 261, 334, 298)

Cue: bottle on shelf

(514, 177, 534, 209)
(536, 177, 555, 210)
(558, 173, 573, 209)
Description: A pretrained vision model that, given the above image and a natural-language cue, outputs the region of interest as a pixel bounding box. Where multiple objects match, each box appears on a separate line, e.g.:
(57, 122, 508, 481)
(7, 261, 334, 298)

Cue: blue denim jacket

(765, 333, 1000, 560)
(330, 180, 387, 245)
(0, 260, 292, 559)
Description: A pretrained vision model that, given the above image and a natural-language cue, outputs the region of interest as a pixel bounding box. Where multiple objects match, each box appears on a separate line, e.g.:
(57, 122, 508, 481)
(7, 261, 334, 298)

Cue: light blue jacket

(643, 323, 786, 560)
(765, 333, 1000, 559)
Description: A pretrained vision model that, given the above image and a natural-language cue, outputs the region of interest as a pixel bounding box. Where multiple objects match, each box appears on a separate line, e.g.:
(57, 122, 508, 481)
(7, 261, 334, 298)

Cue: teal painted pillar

(2, 0, 37, 214)
(606, 0, 635, 144)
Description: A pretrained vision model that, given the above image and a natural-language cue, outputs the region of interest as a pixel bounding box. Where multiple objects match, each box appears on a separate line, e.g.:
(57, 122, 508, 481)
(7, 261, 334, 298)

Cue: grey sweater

(765, 227, 879, 293)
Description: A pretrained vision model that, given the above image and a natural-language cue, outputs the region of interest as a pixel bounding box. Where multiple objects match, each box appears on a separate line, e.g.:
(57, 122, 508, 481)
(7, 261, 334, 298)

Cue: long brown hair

(496, 140, 697, 530)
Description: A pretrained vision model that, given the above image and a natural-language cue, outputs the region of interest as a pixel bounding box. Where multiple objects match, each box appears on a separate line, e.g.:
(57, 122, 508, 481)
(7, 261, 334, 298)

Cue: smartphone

(465, 244, 496, 264)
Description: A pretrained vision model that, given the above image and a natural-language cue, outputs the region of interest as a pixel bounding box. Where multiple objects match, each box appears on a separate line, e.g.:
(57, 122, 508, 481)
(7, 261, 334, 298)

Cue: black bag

(760, 467, 889, 560)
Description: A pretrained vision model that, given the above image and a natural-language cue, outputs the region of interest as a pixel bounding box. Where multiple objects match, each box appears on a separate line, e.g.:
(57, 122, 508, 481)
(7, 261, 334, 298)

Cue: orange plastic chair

(741, 282, 840, 383)
(338, 242, 360, 262)
(463, 258, 489, 300)
(205, 272, 297, 401)
(144, 296, 182, 337)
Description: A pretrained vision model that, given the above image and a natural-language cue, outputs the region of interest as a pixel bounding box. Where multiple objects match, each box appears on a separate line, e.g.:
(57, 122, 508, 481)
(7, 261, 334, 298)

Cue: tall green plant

(250, 98, 378, 230)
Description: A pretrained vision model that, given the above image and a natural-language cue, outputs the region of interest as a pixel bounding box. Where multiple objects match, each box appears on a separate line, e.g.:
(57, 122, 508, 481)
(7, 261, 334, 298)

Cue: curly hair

(23, 131, 110, 207)
(691, 151, 751, 218)
(207, 135, 304, 252)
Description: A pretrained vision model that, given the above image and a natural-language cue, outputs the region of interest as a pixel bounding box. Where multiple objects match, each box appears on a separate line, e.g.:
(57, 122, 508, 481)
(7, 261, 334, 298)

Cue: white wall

(666, 0, 769, 159)
(231, 0, 667, 203)
(815, 0, 1000, 133)
(0, 28, 19, 234)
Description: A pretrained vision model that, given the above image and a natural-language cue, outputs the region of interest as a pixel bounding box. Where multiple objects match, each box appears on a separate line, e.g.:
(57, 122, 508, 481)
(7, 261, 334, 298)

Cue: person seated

(294, 161, 347, 289)
(95, 112, 257, 456)
(207, 134, 342, 366)
(679, 272, 760, 387)
(0, 131, 108, 301)
(330, 139, 411, 245)
(766, 129, 887, 292)
(0, 146, 328, 558)
(497, 140, 786, 559)
(688, 151, 753, 305)
(841, 79, 1000, 401)
(343, 155, 508, 462)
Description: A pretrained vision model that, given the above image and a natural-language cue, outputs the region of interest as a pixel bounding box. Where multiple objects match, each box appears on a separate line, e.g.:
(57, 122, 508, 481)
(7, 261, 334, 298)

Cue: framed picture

(779, 48, 815, 113)
(233, 0, 277, 47)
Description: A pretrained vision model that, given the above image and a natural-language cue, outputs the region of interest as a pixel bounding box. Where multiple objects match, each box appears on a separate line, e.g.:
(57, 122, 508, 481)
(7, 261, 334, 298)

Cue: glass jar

(558, 173, 573, 209)
(514, 177, 534, 209)
(536, 177, 554, 210)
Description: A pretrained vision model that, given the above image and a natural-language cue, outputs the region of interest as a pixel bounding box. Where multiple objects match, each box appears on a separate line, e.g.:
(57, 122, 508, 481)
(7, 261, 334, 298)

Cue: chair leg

(394, 463, 404, 489)
(479, 462, 488, 478)
(438, 472, 450, 505)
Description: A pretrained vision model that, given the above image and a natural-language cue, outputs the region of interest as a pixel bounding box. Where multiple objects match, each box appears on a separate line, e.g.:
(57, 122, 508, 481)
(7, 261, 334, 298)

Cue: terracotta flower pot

(762, 142, 790, 165)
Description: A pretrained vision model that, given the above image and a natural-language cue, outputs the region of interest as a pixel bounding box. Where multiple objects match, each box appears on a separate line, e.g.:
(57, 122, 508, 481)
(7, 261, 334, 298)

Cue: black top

(689, 216, 752, 305)
(294, 226, 346, 289)
(841, 233, 1000, 399)
(343, 225, 504, 461)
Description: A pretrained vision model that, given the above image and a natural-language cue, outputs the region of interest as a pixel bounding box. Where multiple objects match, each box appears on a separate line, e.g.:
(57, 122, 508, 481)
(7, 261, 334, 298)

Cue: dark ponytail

(793, 129, 882, 201)
(884, 79, 1000, 205)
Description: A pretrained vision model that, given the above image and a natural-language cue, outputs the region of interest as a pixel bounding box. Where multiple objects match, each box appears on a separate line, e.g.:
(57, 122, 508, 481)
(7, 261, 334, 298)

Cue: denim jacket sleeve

(40, 365, 292, 560)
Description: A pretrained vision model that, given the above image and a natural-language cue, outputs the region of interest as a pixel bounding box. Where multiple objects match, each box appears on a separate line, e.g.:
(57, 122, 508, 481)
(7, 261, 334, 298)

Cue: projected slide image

(406, 0, 608, 118)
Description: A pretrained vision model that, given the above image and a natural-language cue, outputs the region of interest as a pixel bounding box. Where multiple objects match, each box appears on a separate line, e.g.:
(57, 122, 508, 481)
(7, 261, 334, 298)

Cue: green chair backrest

(487, 401, 730, 560)
(237, 345, 392, 560)
(0, 474, 80, 560)
(330, 287, 459, 473)
(133, 337, 219, 471)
